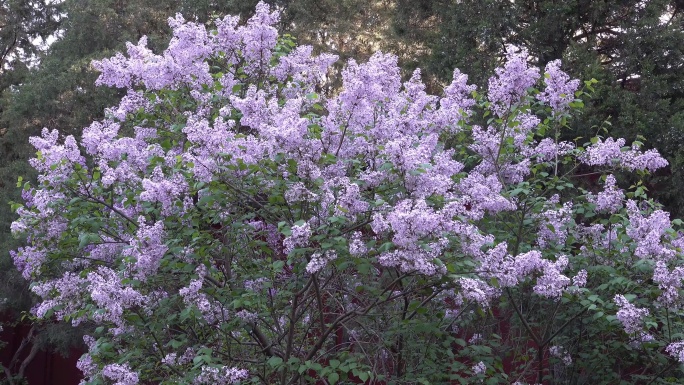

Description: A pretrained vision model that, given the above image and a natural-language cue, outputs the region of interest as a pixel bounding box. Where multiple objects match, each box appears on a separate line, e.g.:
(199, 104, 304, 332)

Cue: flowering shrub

(10, 3, 684, 384)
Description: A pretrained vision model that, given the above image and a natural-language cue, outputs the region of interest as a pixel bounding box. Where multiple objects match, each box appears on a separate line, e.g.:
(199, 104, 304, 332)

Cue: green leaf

(328, 372, 339, 384)
(268, 356, 283, 367)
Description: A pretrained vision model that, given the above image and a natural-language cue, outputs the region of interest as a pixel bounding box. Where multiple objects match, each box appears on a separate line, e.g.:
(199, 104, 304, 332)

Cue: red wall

(0, 320, 83, 385)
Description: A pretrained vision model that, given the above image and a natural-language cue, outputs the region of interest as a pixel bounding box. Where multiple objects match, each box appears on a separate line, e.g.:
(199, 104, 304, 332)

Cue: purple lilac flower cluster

(614, 294, 649, 334)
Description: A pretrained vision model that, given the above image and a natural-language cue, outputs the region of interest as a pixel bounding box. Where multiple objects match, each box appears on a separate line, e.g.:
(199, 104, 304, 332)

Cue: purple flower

(666, 341, 684, 362)
(488, 46, 540, 116)
(283, 222, 312, 254)
(587, 175, 624, 213)
(472, 361, 486, 375)
(102, 363, 139, 385)
(614, 294, 649, 334)
(537, 60, 580, 114)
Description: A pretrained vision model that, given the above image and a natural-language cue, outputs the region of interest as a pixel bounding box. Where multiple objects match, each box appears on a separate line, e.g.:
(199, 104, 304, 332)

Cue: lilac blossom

(306, 251, 338, 274)
(488, 46, 540, 116)
(531, 138, 575, 163)
(666, 341, 684, 362)
(614, 294, 649, 334)
(537, 60, 580, 114)
(587, 174, 624, 213)
(101, 363, 139, 385)
(283, 222, 312, 254)
(193, 366, 249, 385)
(28, 129, 85, 185)
(581, 138, 668, 172)
(652, 261, 684, 305)
(123, 218, 168, 280)
(472, 361, 486, 375)
(87, 267, 146, 332)
(459, 278, 500, 308)
(626, 200, 676, 260)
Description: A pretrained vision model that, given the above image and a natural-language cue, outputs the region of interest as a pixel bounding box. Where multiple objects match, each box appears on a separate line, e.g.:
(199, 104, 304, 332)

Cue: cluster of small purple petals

(621, 147, 669, 172)
(240, 2, 279, 75)
(320, 177, 369, 220)
(378, 238, 448, 276)
(530, 138, 575, 163)
(235, 309, 258, 322)
(629, 331, 655, 348)
(572, 269, 587, 288)
(537, 60, 580, 114)
(488, 46, 539, 116)
(626, 200, 676, 260)
(139, 167, 188, 215)
(87, 267, 146, 332)
(179, 266, 224, 324)
(536, 198, 573, 248)
(469, 125, 531, 184)
(476, 247, 574, 299)
(101, 363, 139, 385)
(588, 175, 624, 213)
(29, 129, 85, 185)
(471, 361, 486, 375)
(193, 366, 249, 385)
(162, 348, 195, 367)
(11, 189, 68, 244)
(581, 137, 624, 167)
(652, 261, 684, 305)
(349, 232, 367, 256)
(509, 113, 541, 147)
(475, 242, 519, 287)
(533, 256, 571, 299)
(271, 45, 338, 85)
(284, 182, 317, 203)
(469, 125, 499, 167)
(283, 222, 312, 254)
(11, 246, 46, 279)
(106, 90, 152, 121)
(123, 218, 168, 281)
(666, 341, 684, 362)
(437, 69, 476, 129)
(77, 353, 97, 381)
(243, 277, 268, 292)
(614, 294, 649, 334)
(454, 171, 516, 220)
(459, 278, 500, 308)
(306, 251, 338, 274)
(338, 52, 401, 116)
(384, 199, 443, 248)
(93, 2, 284, 91)
(31, 273, 88, 325)
(581, 138, 668, 172)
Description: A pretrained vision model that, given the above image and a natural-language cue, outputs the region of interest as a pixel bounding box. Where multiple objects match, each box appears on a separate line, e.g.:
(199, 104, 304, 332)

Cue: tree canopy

(10, 3, 684, 384)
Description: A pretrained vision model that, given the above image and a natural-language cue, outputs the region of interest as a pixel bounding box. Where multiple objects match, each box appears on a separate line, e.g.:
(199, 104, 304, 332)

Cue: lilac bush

(10, 3, 684, 384)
